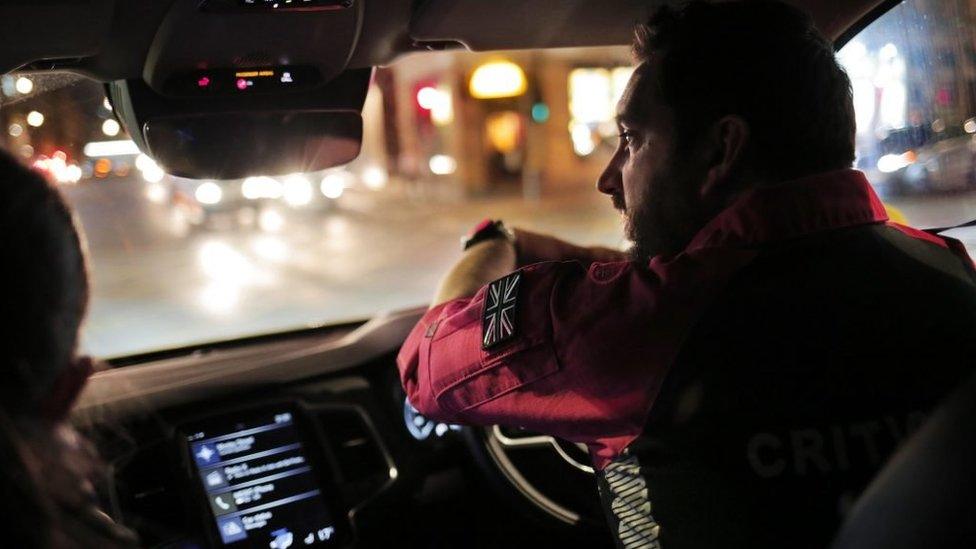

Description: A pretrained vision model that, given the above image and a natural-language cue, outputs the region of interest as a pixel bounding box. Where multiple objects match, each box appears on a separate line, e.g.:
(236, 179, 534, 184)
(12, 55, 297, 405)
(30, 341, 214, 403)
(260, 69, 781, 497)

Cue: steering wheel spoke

(489, 425, 595, 473)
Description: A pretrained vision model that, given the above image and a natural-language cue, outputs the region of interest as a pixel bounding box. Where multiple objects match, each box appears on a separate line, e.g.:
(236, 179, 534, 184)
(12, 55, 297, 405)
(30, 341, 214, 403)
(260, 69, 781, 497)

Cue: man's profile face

(597, 60, 711, 262)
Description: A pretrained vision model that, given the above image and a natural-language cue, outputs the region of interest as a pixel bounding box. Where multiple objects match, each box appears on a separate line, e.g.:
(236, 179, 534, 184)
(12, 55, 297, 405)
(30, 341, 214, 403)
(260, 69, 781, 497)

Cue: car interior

(1, 0, 974, 547)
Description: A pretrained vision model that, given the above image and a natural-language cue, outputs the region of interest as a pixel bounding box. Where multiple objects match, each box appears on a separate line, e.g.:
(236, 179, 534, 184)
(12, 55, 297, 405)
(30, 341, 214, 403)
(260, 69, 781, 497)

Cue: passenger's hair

(0, 149, 136, 547)
(0, 408, 137, 548)
(633, 0, 856, 181)
(0, 148, 89, 417)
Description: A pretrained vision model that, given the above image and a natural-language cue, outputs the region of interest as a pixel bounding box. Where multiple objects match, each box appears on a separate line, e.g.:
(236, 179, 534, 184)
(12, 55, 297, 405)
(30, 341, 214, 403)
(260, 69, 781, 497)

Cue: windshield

(2, 7, 976, 358)
(0, 48, 634, 358)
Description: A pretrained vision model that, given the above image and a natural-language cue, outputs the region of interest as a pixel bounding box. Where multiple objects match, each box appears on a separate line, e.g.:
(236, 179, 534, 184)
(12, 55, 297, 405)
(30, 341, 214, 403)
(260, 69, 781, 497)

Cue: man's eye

(619, 131, 635, 145)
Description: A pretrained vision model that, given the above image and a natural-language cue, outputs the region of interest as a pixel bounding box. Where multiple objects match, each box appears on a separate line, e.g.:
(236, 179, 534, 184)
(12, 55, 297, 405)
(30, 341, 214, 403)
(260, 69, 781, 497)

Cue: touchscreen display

(185, 409, 342, 547)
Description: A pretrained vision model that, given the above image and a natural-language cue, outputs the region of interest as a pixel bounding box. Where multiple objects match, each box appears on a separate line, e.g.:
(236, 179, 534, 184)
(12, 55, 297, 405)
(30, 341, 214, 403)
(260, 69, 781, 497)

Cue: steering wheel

(398, 388, 607, 532)
(461, 424, 609, 530)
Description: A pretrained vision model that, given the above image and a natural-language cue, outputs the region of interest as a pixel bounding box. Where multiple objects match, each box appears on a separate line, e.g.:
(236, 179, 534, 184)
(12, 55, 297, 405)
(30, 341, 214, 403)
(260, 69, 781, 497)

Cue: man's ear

(41, 355, 95, 422)
(700, 115, 750, 199)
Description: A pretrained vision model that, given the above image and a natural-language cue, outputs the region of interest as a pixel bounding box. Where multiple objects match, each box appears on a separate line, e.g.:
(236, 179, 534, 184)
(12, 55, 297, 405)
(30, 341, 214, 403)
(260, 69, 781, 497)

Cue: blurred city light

(0, 76, 14, 97)
(195, 181, 223, 205)
(469, 60, 527, 99)
(197, 239, 263, 314)
(320, 174, 345, 199)
(15, 76, 33, 95)
(486, 111, 522, 153)
(429, 154, 457, 175)
(531, 102, 550, 124)
(259, 209, 285, 232)
(199, 241, 257, 283)
(964, 118, 976, 134)
(416, 86, 439, 110)
(135, 153, 166, 183)
(611, 67, 634, 107)
(84, 140, 140, 157)
(570, 69, 613, 124)
(26, 111, 44, 127)
(103, 97, 113, 111)
(18, 145, 33, 158)
(416, 85, 453, 125)
(135, 154, 155, 172)
(7, 123, 23, 137)
(65, 165, 82, 183)
(142, 164, 165, 183)
(200, 283, 239, 315)
(362, 166, 388, 190)
(242, 176, 283, 200)
(283, 174, 313, 206)
(145, 182, 168, 204)
(877, 151, 916, 173)
(252, 236, 288, 263)
(94, 158, 112, 177)
(876, 42, 907, 130)
(33, 154, 82, 184)
(570, 122, 596, 156)
(102, 119, 121, 137)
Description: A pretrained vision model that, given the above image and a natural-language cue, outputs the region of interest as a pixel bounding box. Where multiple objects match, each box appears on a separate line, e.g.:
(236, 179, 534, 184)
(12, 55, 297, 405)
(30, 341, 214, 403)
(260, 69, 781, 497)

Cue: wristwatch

(461, 218, 515, 251)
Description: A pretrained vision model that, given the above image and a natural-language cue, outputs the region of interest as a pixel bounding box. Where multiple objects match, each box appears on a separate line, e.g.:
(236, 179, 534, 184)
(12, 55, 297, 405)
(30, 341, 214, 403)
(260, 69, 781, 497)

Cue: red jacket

(396, 169, 974, 469)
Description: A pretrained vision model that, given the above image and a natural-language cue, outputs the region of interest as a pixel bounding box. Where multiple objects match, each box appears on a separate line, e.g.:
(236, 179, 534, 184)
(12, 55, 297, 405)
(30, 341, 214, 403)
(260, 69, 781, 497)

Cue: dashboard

(78, 308, 610, 548)
(79, 309, 462, 548)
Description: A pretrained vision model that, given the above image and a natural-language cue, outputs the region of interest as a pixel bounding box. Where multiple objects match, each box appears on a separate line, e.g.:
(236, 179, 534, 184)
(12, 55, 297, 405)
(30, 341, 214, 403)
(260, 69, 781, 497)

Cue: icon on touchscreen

(193, 442, 219, 466)
(218, 517, 247, 543)
(317, 526, 335, 541)
(205, 469, 227, 489)
(270, 528, 294, 549)
(210, 493, 238, 516)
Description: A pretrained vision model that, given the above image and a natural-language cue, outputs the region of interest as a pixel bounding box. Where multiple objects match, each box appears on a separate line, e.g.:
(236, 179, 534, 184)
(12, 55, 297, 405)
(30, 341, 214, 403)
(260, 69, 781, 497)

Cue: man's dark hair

(634, 0, 856, 181)
(0, 149, 89, 417)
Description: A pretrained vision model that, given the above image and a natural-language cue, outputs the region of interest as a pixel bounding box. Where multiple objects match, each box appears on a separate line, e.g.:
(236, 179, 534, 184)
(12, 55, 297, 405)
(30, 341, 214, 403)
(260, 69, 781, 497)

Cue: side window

(838, 0, 976, 255)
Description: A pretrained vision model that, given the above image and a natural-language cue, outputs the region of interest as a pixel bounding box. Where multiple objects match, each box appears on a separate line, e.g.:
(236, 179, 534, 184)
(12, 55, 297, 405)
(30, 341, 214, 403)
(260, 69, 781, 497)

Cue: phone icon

(211, 494, 237, 515)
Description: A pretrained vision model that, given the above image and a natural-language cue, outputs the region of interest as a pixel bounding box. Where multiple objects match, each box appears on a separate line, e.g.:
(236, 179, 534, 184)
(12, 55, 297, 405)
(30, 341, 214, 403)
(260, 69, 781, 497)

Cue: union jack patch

(482, 271, 521, 350)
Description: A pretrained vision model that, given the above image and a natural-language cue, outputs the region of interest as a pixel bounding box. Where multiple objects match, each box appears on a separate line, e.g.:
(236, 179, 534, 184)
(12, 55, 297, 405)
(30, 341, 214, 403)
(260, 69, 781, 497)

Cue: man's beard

(622, 167, 706, 264)
(625, 200, 668, 263)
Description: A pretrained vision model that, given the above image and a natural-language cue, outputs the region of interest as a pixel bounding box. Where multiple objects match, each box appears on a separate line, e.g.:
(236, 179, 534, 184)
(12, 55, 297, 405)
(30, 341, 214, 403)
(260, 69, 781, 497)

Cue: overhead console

(104, 0, 369, 180)
(143, 0, 362, 93)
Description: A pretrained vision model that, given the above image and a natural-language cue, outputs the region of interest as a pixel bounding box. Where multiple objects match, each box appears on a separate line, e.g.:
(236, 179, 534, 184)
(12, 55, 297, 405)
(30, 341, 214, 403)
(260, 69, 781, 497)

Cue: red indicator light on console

(197, 76, 211, 88)
(236, 78, 249, 91)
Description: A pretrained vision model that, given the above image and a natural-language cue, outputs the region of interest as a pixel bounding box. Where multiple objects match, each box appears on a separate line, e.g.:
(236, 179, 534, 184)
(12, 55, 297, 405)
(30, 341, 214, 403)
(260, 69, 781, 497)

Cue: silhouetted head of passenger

(0, 148, 92, 421)
(597, 0, 856, 262)
(0, 148, 135, 547)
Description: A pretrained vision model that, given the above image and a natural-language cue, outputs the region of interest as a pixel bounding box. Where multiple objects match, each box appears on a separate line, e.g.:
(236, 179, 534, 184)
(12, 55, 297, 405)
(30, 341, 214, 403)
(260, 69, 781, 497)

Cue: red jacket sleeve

(397, 259, 679, 466)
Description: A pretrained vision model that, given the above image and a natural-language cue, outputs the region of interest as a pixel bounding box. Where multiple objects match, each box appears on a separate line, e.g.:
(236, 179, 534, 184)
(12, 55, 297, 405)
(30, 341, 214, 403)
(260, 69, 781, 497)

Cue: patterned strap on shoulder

(603, 454, 662, 549)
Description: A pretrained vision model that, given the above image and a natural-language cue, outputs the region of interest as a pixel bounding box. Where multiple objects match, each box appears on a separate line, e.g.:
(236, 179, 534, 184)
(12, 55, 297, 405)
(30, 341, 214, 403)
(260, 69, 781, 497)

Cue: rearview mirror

(145, 111, 362, 180)
(107, 68, 371, 179)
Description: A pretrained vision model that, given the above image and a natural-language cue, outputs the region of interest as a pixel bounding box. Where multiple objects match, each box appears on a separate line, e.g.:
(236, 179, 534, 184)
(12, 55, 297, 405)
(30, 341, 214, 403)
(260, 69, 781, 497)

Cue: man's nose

(597, 162, 622, 196)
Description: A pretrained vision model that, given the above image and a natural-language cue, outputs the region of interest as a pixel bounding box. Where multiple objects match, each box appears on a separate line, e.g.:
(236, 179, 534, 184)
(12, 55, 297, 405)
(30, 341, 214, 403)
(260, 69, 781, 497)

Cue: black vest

(597, 224, 976, 549)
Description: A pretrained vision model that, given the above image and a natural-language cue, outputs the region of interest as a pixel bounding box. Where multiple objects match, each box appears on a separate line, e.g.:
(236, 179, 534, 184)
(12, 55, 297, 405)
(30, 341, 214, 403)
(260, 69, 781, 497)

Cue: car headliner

(1, 0, 887, 81)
